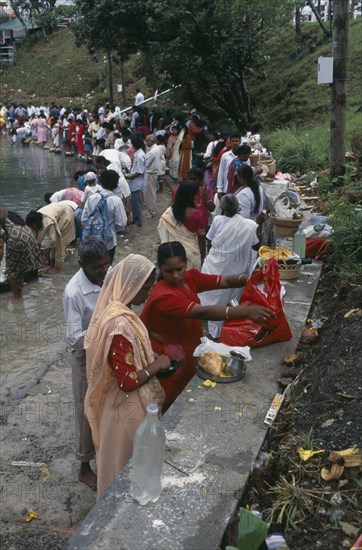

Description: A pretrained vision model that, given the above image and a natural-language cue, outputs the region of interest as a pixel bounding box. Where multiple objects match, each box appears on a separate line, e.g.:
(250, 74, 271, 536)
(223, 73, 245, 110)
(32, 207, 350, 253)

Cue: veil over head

(84, 254, 164, 450)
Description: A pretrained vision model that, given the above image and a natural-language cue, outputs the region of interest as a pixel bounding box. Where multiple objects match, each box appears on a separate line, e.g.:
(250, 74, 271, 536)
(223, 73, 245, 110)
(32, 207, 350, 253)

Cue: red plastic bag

(220, 258, 292, 348)
(305, 237, 330, 260)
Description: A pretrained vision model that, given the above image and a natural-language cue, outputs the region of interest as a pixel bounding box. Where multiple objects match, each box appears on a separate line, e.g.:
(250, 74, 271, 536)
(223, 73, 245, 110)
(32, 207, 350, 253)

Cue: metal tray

(195, 362, 246, 384)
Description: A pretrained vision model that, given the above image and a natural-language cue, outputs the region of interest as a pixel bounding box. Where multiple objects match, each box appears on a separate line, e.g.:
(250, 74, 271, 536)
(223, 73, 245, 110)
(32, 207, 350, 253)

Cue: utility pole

(107, 49, 114, 106)
(330, 0, 349, 182)
(120, 57, 126, 107)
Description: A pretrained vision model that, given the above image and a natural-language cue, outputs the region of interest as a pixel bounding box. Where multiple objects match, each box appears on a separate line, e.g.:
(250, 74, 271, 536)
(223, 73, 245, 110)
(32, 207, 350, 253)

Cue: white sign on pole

(117, 84, 123, 93)
(318, 57, 333, 85)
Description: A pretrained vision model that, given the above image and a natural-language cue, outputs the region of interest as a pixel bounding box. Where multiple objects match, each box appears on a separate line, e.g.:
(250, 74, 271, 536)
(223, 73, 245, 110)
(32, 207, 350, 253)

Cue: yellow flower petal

(39, 466, 50, 482)
(298, 447, 325, 461)
(214, 406, 222, 411)
(188, 398, 196, 403)
(334, 446, 359, 456)
(26, 509, 40, 522)
(185, 389, 192, 393)
(202, 379, 217, 388)
(344, 308, 360, 318)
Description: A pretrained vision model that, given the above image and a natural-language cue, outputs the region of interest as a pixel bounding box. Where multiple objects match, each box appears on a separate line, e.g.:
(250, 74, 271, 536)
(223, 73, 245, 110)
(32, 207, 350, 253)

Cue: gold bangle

(144, 369, 150, 378)
(225, 306, 230, 320)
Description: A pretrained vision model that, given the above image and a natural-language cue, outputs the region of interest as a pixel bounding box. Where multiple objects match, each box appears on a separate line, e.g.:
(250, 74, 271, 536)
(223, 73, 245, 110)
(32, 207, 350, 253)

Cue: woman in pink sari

(36, 114, 48, 145)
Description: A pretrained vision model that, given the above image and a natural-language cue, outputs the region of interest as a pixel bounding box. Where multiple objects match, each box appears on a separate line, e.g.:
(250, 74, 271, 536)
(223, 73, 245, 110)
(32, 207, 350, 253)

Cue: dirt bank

(239, 267, 362, 549)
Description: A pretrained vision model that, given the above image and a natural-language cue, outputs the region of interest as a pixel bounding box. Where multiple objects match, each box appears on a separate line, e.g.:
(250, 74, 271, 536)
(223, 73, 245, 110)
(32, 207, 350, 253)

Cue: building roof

(0, 8, 38, 31)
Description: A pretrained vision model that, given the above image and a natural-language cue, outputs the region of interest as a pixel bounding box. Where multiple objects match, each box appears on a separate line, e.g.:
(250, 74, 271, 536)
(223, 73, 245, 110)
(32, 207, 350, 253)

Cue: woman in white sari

(158, 182, 205, 269)
(166, 124, 182, 180)
(200, 194, 259, 338)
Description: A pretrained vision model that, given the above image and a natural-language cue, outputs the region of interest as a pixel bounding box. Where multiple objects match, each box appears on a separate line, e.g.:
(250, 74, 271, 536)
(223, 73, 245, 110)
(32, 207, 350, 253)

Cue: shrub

(264, 127, 328, 173)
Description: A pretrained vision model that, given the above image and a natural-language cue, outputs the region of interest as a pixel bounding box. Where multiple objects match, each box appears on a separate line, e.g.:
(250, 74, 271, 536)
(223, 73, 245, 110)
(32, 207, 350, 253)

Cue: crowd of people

(1, 97, 278, 499)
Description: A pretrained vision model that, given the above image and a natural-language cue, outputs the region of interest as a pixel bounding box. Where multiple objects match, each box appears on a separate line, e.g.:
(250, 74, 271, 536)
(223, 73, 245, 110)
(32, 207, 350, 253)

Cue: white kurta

(200, 214, 259, 338)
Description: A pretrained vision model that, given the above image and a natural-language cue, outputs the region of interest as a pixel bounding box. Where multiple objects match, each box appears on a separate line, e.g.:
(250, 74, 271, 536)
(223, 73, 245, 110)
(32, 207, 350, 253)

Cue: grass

(266, 474, 313, 530)
(315, 165, 362, 282)
(0, 28, 150, 108)
(251, 19, 362, 131)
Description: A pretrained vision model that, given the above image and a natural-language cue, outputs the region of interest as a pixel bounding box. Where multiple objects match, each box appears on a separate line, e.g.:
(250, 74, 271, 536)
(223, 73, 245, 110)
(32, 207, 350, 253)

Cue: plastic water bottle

(293, 226, 306, 258)
(131, 403, 165, 505)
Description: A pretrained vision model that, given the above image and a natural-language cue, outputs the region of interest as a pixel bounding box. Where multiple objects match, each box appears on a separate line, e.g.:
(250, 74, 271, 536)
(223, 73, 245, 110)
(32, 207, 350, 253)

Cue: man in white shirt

(144, 135, 162, 218)
(134, 88, 145, 106)
(63, 239, 110, 491)
(81, 169, 127, 264)
(97, 150, 131, 199)
(114, 128, 132, 154)
(216, 132, 241, 198)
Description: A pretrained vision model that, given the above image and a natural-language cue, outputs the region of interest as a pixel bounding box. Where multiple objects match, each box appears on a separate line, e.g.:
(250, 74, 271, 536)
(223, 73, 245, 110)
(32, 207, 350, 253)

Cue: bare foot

(78, 468, 97, 491)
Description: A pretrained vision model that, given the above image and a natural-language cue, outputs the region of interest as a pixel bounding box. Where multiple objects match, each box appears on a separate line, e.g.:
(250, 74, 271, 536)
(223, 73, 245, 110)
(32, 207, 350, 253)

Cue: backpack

(82, 193, 113, 243)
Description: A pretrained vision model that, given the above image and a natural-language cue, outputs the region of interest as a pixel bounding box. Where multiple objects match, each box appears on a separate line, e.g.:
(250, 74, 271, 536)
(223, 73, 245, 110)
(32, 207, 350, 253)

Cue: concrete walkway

(65, 262, 322, 550)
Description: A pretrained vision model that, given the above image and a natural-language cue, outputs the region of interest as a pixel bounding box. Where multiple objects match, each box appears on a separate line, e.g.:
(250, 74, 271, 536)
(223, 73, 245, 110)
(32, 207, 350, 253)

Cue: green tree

(138, 0, 294, 131)
(73, 0, 295, 128)
(73, 0, 148, 104)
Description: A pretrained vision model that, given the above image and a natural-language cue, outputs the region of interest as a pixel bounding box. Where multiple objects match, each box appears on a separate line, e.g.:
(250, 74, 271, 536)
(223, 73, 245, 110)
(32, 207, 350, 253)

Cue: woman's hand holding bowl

(156, 355, 172, 372)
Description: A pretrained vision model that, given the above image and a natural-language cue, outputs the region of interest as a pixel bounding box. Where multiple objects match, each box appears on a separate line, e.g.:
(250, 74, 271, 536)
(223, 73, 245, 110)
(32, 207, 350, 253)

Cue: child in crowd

(11, 128, 17, 145)
(83, 131, 93, 159)
(156, 134, 166, 193)
(52, 123, 61, 149)
(80, 172, 102, 207)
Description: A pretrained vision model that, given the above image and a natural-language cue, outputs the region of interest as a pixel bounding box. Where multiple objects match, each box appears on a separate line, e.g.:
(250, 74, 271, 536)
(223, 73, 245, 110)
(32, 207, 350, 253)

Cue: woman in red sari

(76, 121, 85, 156)
(209, 133, 229, 194)
(140, 242, 275, 408)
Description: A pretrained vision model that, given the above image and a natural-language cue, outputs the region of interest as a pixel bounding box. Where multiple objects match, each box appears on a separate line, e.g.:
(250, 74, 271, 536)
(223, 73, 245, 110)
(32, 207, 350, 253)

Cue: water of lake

(0, 135, 89, 414)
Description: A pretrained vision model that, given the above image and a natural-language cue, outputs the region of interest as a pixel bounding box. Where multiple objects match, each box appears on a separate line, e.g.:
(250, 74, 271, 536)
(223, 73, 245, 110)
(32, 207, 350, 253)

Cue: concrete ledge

(65, 262, 322, 550)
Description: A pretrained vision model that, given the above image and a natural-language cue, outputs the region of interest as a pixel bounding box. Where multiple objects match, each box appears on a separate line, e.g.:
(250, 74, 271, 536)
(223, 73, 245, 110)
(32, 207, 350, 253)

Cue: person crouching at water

(26, 202, 76, 274)
(0, 207, 43, 299)
(63, 238, 110, 491)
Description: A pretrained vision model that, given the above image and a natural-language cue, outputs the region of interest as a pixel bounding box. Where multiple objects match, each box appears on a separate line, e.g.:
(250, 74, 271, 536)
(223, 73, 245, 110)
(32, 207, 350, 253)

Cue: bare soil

(239, 265, 362, 549)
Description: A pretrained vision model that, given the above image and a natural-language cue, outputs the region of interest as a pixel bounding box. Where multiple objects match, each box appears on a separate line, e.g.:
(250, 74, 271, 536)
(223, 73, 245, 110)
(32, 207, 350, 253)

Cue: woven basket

(258, 156, 276, 178)
(259, 257, 301, 280)
(250, 153, 260, 167)
(278, 259, 302, 280)
(269, 213, 302, 236)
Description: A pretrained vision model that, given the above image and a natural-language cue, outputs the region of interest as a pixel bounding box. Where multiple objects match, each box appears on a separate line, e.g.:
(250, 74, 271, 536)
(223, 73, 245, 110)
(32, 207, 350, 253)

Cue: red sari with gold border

(140, 269, 221, 405)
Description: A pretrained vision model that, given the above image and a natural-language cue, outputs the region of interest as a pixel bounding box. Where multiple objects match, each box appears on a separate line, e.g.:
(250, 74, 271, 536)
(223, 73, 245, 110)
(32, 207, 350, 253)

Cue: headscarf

(84, 254, 165, 450)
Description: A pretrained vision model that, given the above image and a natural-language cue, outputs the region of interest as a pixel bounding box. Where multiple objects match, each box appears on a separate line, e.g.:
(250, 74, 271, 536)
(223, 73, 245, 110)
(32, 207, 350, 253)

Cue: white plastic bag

(193, 337, 252, 362)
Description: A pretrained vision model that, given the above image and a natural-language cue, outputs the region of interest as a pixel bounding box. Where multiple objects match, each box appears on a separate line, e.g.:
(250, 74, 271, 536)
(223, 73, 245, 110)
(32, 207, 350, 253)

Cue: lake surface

(0, 135, 86, 216)
(0, 135, 89, 414)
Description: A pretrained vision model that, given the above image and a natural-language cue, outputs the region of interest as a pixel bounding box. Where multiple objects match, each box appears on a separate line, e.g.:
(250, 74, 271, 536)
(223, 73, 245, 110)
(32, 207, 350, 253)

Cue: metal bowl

(224, 351, 246, 378)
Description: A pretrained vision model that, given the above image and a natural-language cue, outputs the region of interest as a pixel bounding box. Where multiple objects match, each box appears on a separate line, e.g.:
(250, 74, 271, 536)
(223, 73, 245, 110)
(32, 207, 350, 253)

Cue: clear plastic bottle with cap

(293, 226, 306, 258)
(131, 403, 165, 505)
